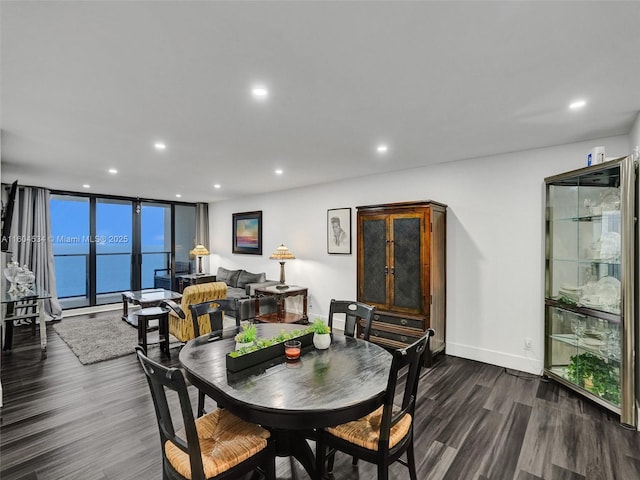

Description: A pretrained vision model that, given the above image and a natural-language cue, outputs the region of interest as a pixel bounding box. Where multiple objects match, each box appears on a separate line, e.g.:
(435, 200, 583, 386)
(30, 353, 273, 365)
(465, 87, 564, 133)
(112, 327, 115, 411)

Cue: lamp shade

(190, 244, 209, 274)
(269, 244, 295, 260)
(190, 244, 209, 256)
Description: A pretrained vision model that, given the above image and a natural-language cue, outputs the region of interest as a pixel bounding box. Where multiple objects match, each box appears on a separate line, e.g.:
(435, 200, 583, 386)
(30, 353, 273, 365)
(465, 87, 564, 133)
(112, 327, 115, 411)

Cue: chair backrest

(235, 296, 278, 323)
(211, 298, 241, 326)
(378, 329, 434, 451)
(328, 299, 376, 340)
(135, 346, 207, 480)
(175, 261, 191, 274)
(188, 301, 224, 338)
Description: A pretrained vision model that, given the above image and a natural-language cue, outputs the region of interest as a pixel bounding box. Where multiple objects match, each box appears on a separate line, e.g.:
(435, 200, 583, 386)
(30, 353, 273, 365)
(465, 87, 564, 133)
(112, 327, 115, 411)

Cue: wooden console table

(254, 285, 308, 324)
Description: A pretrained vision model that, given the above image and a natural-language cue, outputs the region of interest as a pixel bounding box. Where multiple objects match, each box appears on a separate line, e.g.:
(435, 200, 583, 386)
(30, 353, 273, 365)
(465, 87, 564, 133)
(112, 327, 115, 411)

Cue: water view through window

(50, 194, 192, 308)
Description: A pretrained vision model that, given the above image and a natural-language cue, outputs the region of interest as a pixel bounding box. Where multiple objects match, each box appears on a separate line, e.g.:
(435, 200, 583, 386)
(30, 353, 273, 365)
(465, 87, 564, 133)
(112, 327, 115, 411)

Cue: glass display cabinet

(544, 155, 637, 427)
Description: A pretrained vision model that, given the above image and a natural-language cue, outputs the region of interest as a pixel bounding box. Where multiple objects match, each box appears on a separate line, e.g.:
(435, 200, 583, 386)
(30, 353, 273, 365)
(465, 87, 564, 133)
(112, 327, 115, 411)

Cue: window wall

(50, 193, 196, 309)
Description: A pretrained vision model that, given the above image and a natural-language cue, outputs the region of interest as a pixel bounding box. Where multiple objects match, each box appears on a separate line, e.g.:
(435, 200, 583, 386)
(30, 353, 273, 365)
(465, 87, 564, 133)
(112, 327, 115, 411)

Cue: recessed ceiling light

(154, 142, 167, 151)
(82, 184, 90, 189)
(569, 100, 587, 110)
(252, 86, 269, 99)
(175, 194, 181, 198)
(376, 144, 389, 154)
(213, 184, 221, 189)
(275, 169, 283, 175)
(108, 168, 118, 174)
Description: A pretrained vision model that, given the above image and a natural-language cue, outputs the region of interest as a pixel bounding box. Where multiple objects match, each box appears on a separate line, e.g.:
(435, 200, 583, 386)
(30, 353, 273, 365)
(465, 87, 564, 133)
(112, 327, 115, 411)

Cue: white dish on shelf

(580, 337, 606, 348)
(598, 232, 621, 261)
(595, 276, 620, 306)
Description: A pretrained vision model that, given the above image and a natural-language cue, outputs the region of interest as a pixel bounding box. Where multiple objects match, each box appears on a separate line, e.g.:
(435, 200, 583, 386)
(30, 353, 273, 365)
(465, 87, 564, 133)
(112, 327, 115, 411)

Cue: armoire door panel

(360, 217, 388, 307)
(391, 215, 422, 313)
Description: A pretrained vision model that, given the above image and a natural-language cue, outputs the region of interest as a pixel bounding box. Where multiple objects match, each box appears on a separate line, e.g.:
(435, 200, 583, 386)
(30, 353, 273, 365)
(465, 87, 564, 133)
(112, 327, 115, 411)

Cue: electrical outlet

(524, 338, 532, 350)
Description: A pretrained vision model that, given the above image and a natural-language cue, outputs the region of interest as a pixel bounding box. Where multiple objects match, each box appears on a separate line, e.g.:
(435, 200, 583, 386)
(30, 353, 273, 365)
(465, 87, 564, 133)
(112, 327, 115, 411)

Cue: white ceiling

(2, 1, 640, 203)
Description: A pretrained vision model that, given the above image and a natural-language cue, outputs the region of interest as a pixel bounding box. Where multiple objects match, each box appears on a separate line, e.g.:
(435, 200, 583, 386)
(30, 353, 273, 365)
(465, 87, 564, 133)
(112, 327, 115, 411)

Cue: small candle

(285, 347, 300, 359)
(284, 340, 302, 360)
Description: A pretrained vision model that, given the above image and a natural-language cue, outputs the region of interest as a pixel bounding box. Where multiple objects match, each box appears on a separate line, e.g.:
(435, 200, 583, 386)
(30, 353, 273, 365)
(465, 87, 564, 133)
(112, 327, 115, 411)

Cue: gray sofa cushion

(237, 270, 266, 288)
(225, 286, 248, 300)
(216, 267, 241, 288)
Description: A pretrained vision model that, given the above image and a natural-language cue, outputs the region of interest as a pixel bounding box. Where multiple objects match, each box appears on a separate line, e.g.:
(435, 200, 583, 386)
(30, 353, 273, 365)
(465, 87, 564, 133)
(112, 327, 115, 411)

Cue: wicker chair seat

(165, 408, 270, 479)
(326, 406, 412, 451)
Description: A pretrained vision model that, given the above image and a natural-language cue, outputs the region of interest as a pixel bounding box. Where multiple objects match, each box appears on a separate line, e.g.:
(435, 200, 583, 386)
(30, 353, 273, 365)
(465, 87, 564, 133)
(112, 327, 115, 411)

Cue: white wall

(209, 134, 630, 374)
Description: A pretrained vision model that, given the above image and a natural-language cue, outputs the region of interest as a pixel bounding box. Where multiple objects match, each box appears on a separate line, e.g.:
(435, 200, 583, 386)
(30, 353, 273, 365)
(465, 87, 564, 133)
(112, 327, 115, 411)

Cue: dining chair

(328, 299, 376, 340)
(188, 301, 224, 338)
(188, 298, 241, 417)
(135, 347, 276, 480)
(315, 329, 434, 480)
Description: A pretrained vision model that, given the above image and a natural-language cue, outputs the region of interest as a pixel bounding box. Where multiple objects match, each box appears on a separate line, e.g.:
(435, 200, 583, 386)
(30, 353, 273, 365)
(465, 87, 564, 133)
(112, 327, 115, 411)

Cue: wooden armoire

(356, 201, 446, 364)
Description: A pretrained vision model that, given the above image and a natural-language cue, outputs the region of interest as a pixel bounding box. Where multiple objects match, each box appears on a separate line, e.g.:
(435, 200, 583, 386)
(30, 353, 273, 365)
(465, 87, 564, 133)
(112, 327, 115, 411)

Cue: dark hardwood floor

(1, 312, 640, 479)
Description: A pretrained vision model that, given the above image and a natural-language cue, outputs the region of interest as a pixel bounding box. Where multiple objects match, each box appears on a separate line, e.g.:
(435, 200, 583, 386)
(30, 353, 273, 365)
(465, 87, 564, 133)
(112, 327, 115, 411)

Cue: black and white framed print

(327, 208, 351, 254)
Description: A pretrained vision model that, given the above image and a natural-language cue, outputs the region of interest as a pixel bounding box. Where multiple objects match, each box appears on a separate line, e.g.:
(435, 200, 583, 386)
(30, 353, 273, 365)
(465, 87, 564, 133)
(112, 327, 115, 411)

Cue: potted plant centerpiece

(234, 324, 257, 350)
(310, 318, 331, 350)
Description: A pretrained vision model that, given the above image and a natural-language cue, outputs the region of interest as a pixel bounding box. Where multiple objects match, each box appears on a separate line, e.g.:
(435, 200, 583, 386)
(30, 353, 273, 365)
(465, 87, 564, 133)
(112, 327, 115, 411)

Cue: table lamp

(190, 244, 209, 274)
(269, 244, 295, 289)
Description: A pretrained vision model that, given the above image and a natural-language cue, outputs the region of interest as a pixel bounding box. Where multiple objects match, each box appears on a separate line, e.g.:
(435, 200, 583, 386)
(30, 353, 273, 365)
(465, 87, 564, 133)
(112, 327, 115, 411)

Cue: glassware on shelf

(3, 258, 20, 294)
(16, 266, 35, 293)
(599, 188, 621, 212)
(571, 317, 585, 338)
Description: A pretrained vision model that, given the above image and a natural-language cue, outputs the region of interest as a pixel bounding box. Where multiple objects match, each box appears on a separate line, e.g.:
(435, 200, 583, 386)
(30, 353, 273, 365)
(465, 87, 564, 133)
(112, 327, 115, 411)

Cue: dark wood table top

(179, 323, 392, 430)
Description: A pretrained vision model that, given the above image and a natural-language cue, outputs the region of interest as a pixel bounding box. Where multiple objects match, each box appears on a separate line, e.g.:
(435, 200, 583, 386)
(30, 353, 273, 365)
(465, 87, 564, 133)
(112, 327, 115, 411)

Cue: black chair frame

(328, 299, 376, 340)
(316, 329, 434, 480)
(187, 298, 241, 416)
(135, 347, 275, 480)
(188, 301, 225, 338)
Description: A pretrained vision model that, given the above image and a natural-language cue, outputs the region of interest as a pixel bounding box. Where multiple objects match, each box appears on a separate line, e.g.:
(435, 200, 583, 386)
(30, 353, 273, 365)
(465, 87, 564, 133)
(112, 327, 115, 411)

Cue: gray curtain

(7, 186, 63, 320)
(195, 203, 209, 247)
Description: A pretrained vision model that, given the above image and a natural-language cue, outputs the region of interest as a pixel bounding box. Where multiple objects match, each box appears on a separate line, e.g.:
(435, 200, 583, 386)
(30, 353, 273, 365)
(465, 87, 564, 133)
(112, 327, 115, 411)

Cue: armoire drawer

(365, 323, 423, 345)
(372, 312, 424, 330)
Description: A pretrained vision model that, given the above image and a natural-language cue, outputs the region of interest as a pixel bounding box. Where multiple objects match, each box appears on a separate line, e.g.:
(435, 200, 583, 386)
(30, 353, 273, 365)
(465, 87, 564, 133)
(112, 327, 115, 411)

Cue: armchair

(167, 282, 228, 342)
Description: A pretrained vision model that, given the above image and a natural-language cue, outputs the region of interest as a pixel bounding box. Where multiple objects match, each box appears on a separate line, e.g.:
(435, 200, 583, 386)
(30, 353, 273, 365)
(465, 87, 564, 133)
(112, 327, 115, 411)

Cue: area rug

(53, 315, 140, 365)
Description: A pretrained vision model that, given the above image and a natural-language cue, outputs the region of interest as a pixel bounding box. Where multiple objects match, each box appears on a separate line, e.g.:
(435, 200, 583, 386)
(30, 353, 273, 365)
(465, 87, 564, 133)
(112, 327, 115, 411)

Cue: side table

(254, 285, 308, 324)
(121, 288, 182, 327)
(135, 306, 171, 357)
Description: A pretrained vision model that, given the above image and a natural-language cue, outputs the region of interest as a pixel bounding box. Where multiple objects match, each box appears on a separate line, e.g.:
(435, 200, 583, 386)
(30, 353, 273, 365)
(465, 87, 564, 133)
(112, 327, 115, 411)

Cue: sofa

(167, 281, 227, 342)
(215, 267, 279, 300)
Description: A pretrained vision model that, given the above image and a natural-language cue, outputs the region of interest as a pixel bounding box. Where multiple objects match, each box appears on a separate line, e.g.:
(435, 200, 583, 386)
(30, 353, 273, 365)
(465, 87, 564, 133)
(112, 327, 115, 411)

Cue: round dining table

(179, 323, 392, 477)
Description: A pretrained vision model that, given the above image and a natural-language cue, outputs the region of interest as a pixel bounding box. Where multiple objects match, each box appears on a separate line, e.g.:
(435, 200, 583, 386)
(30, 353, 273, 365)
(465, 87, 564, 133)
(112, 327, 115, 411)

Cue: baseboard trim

(446, 341, 543, 375)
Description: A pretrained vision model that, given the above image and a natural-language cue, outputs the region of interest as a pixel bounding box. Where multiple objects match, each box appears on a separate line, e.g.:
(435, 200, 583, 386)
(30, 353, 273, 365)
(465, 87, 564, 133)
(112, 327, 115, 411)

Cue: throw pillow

(237, 270, 266, 288)
(216, 267, 241, 288)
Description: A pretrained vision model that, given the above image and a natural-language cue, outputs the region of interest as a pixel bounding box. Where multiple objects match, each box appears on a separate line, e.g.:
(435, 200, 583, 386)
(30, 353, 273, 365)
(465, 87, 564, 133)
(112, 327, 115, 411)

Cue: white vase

(235, 341, 254, 350)
(313, 333, 331, 350)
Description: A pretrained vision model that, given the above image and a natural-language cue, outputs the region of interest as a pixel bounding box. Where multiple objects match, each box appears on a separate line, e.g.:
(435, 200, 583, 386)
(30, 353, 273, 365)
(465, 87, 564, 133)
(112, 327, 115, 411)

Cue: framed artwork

(232, 211, 262, 255)
(327, 208, 351, 254)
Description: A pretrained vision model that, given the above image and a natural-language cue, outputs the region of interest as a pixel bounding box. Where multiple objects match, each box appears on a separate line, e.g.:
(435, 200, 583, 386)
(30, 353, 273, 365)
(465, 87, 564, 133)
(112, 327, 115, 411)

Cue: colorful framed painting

(327, 208, 351, 254)
(232, 211, 262, 255)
